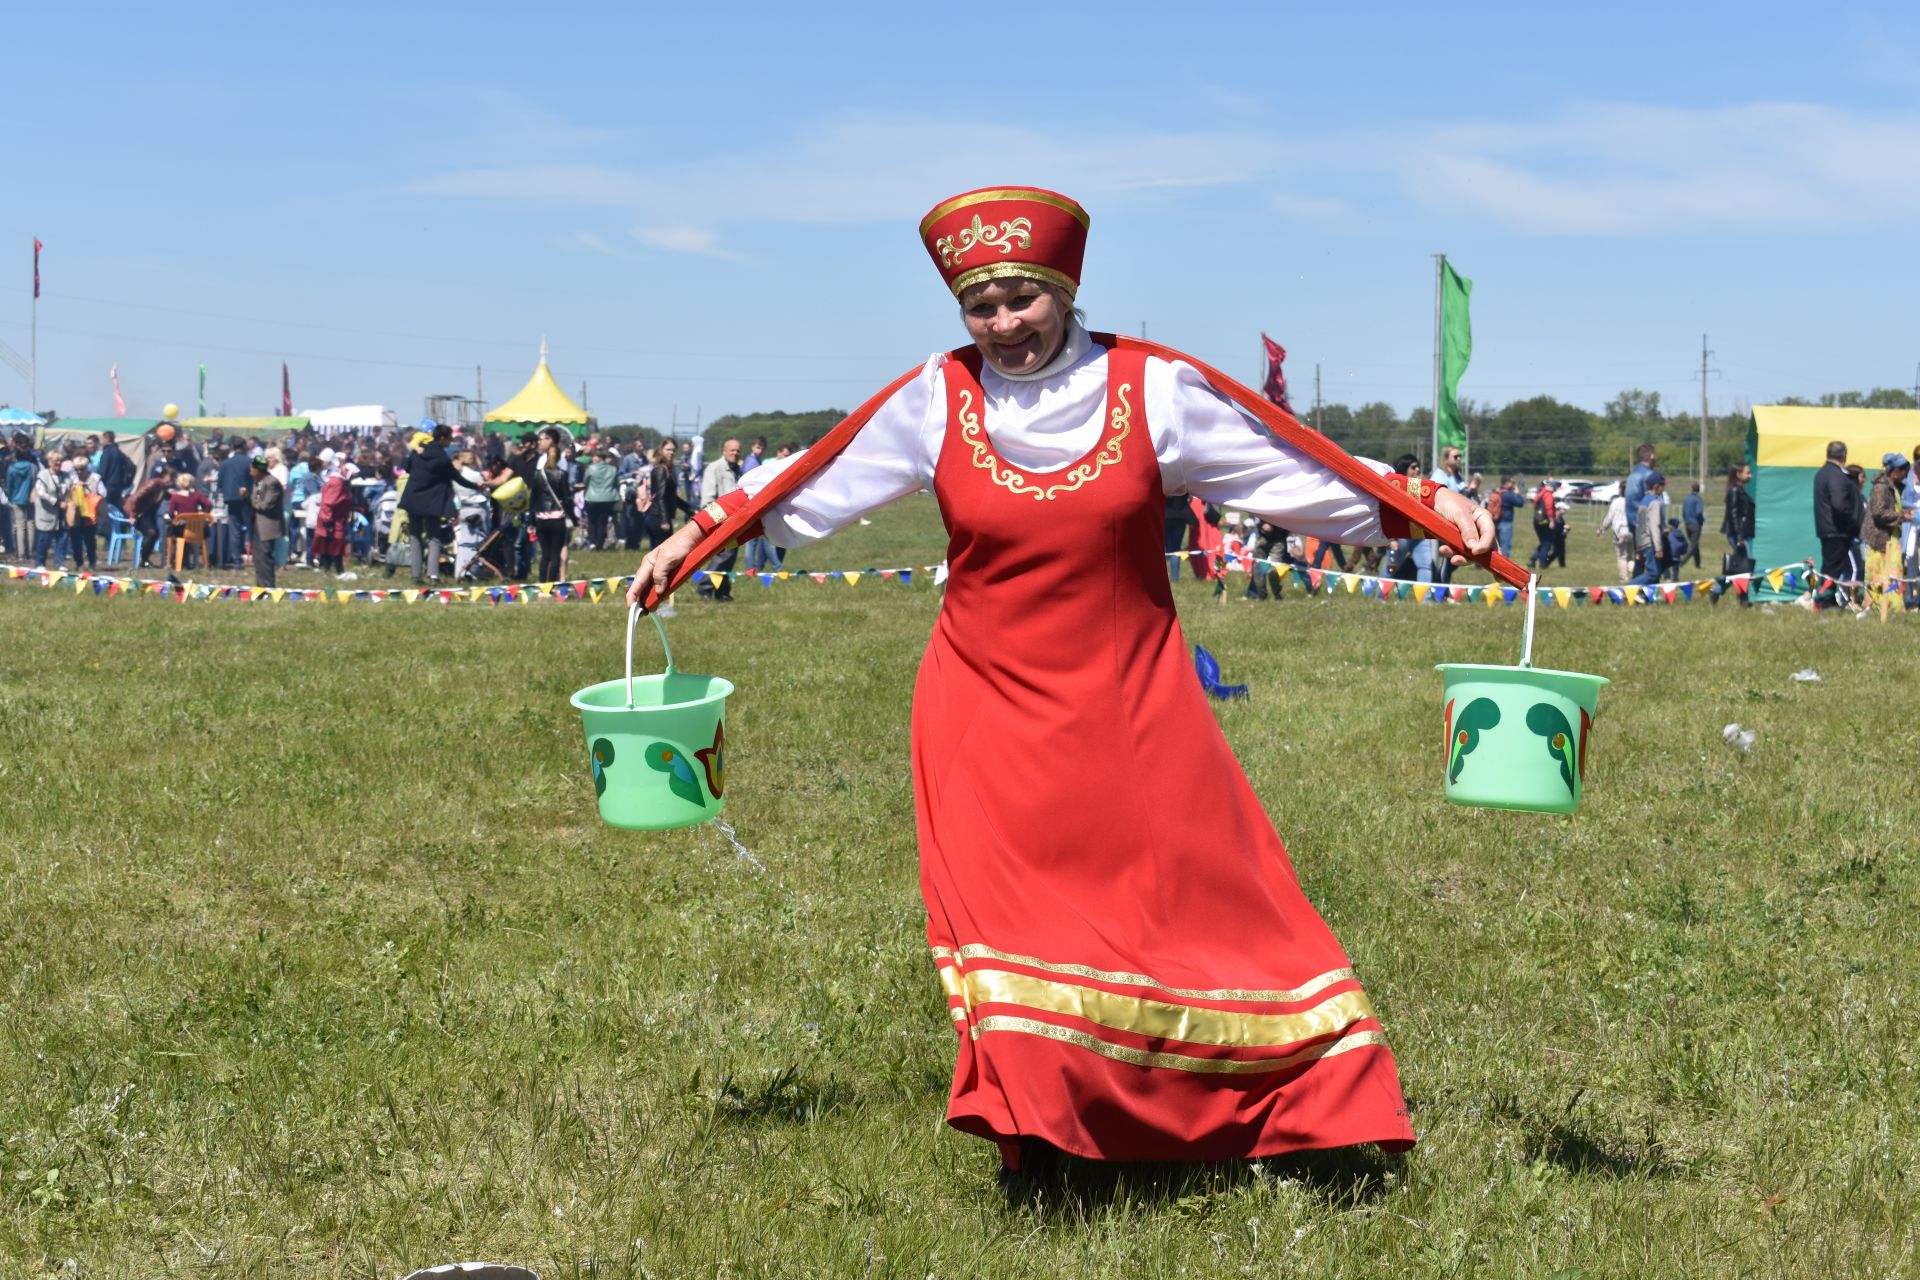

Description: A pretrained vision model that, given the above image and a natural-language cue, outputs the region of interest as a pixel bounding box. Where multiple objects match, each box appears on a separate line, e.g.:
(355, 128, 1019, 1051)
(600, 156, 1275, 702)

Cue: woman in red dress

(630, 187, 1492, 1173)
(310, 458, 355, 575)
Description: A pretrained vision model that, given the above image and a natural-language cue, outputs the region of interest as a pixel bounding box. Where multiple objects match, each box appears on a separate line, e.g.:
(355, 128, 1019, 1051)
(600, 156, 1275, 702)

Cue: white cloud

(631, 225, 738, 259)
(414, 102, 1920, 239)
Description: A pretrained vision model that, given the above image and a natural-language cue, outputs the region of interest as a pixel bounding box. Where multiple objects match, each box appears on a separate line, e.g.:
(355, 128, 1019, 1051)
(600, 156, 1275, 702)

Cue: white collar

(988, 321, 1094, 384)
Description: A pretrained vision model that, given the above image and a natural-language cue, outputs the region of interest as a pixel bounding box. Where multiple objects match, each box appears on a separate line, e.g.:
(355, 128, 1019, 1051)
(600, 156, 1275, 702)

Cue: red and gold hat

(919, 186, 1089, 299)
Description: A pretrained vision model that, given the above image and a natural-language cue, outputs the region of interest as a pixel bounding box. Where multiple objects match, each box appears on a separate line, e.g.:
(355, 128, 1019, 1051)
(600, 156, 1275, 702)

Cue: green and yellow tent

(1748, 405, 1920, 596)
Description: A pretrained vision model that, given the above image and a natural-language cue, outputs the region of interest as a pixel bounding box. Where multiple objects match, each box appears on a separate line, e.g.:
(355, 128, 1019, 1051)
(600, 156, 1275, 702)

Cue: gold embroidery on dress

(935, 214, 1034, 268)
(956, 382, 1132, 501)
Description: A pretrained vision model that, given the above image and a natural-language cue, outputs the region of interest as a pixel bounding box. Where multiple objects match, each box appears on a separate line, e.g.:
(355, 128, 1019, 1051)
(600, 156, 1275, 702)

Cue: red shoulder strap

(643, 358, 939, 609)
(1093, 332, 1529, 589)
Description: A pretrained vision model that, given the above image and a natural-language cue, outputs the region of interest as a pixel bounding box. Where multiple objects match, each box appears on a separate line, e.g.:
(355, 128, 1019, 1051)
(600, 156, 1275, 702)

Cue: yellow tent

(485, 342, 590, 429)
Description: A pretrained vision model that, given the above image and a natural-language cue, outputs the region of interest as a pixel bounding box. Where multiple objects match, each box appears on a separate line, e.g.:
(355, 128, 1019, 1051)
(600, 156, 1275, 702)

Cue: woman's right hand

(627, 521, 705, 607)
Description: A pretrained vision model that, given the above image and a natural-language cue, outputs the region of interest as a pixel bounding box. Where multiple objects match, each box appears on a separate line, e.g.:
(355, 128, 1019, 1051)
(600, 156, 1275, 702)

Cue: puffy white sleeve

(737, 356, 943, 547)
(1149, 356, 1394, 545)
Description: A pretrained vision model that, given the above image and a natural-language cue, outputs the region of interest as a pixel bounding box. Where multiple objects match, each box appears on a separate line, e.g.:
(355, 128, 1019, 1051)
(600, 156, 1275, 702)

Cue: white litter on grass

(1722, 723, 1756, 753)
(398, 1265, 539, 1280)
(1760, 604, 1778, 615)
(1790, 669, 1821, 682)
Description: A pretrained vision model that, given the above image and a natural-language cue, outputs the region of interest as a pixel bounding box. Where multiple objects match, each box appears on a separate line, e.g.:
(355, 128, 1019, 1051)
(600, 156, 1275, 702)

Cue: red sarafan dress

(915, 342, 1415, 1163)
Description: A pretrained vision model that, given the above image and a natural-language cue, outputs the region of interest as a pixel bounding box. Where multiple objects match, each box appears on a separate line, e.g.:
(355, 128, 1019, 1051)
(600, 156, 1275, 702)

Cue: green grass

(2, 496, 1913, 1278)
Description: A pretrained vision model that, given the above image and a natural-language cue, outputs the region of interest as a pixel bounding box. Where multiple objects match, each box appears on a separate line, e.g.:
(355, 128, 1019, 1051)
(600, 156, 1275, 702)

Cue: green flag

(198, 364, 206, 418)
(1437, 261, 1472, 452)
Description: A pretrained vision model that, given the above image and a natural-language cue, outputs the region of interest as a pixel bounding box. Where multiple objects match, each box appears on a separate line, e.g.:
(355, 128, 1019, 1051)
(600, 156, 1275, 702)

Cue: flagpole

(30, 244, 37, 414)
(1431, 253, 1444, 476)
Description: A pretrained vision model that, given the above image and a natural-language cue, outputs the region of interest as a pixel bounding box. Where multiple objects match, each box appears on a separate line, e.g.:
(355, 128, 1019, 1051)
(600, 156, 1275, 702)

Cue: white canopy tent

(301, 405, 399, 435)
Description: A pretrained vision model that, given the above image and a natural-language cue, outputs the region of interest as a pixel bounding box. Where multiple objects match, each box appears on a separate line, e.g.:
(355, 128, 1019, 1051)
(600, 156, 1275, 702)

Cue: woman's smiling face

(960, 277, 1069, 376)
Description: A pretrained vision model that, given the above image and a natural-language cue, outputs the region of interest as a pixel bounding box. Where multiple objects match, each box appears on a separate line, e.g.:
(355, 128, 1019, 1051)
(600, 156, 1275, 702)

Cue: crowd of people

(1, 422, 795, 600)
(1162, 436, 1920, 614)
(9, 421, 1916, 617)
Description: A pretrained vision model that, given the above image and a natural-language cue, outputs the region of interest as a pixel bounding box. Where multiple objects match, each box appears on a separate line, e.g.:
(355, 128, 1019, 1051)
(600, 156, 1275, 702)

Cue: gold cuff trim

(959, 967, 1375, 1049)
(701, 501, 727, 524)
(933, 945, 1357, 1005)
(921, 188, 1090, 235)
(972, 1018, 1388, 1076)
(949, 261, 1079, 299)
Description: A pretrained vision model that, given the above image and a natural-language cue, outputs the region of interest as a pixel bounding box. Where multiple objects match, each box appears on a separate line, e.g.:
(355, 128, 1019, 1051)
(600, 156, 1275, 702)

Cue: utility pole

(1697, 334, 1716, 492)
(1911, 361, 1918, 407)
(1313, 362, 1322, 433)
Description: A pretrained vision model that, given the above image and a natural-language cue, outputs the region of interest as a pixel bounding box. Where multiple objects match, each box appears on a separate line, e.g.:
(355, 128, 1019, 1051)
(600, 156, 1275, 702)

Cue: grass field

(3, 496, 1914, 1279)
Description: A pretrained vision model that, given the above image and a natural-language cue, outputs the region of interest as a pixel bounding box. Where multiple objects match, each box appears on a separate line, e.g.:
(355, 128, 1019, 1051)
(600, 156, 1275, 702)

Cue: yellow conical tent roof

(485, 342, 590, 426)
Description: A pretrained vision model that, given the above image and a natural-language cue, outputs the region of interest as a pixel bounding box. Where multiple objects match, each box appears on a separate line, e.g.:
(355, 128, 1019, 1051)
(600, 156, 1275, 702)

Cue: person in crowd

(1243, 519, 1296, 601)
(616, 439, 649, 550)
(1846, 463, 1869, 597)
(1528, 476, 1558, 570)
(486, 434, 542, 581)
(286, 452, 317, 564)
(311, 458, 355, 575)
(247, 456, 285, 588)
(1463, 471, 1482, 503)
(1663, 518, 1690, 580)
(636, 439, 696, 558)
(165, 471, 212, 571)
(1163, 491, 1196, 579)
(399, 424, 484, 587)
(451, 449, 492, 580)
(1628, 472, 1668, 587)
(1813, 443, 1861, 607)
(96, 430, 133, 512)
(740, 438, 784, 572)
(1708, 462, 1756, 605)
(1682, 482, 1705, 569)
(1864, 453, 1910, 620)
(1424, 445, 1465, 584)
(215, 443, 254, 569)
(697, 438, 744, 601)
(65, 457, 107, 570)
(521, 428, 575, 585)
(29, 455, 67, 568)
(1491, 476, 1518, 558)
(627, 185, 1466, 1176)
(5, 434, 37, 557)
(1623, 443, 1657, 557)
(1598, 479, 1633, 582)
(1308, 531, 1348, 575)
(1903, 444, 1920, 613)
(125, 468, 172, 567)
(582, 446, 621, 550)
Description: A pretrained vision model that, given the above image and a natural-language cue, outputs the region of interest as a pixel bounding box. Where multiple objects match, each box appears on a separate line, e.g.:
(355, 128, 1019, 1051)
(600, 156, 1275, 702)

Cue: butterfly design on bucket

(590, 738, 616, 797)
(645, 742, 706, 806)
(1444, 697, 1502, 784)
(1525, 704, 1578, 794)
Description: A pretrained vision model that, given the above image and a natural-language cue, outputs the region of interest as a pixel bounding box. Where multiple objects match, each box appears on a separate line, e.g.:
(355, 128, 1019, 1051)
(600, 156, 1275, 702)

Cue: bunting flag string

(0, 557, 1865, 609)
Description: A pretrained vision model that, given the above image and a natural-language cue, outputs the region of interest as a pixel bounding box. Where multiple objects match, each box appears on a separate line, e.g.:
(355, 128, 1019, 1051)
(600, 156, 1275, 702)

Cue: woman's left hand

(1431, 488, 1495, 565)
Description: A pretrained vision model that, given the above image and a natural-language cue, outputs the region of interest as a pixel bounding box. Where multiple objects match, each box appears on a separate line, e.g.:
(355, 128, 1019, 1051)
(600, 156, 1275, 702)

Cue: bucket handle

(1520, 573, 1538, 668)
(626, 603, 676, 707)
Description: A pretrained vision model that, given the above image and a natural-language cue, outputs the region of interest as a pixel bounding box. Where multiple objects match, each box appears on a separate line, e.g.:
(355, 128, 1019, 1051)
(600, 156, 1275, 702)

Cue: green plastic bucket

(570, 606, 733, 830)
(1435, 662, 1609, 813)
(1435, 577, 1608, 813)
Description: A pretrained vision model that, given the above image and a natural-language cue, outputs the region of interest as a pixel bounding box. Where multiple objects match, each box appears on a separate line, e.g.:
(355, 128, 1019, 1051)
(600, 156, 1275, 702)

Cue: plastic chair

(168, 512, 211, 573)
(104, 508, 144, 567)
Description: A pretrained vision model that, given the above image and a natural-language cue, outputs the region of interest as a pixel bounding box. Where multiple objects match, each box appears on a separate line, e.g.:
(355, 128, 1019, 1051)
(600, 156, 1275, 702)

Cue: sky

(6, 1, 1919, 432)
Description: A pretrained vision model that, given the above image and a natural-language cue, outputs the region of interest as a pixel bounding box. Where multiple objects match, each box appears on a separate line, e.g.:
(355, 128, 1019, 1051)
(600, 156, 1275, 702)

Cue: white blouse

(739, 323, 1394, 548)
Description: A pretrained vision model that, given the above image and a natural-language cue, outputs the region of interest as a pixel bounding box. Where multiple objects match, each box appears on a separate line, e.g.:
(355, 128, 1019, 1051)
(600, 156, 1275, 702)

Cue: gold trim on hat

(920, 187, 1090, 236)
(950, 261, 1079, 299)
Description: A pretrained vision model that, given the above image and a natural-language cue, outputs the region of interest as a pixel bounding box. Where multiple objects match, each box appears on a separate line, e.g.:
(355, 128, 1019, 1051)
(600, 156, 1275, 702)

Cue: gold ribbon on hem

(955, 967, 1375, 1050)
(932, 944, 1358, 1005)
(972, 1017, 1388, 1075)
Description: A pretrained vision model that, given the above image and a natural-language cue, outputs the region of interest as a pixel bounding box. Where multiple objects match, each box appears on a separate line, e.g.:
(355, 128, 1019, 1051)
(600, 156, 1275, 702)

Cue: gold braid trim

(954, 382, 1131, 502)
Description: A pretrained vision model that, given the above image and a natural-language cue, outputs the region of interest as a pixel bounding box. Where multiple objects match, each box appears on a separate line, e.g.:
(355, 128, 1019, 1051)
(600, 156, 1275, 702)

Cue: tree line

(602, 386, 1916, 478)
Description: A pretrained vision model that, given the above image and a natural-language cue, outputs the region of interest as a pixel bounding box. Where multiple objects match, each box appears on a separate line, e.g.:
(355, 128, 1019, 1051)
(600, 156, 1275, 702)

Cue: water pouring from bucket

(570, 606, 733, 830)
(1437, 574, 1608, 814)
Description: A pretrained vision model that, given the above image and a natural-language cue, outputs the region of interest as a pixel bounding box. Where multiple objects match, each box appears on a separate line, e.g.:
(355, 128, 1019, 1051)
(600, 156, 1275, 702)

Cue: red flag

(111, 364, 126, 417)
(33, 238, 42, 299)
(281, 362, 292, 416)
(1260, 333, 1292, 414)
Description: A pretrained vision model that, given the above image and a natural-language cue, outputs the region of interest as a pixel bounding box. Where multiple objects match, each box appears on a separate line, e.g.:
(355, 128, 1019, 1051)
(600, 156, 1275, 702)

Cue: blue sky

(6, 1, 1918, 429)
